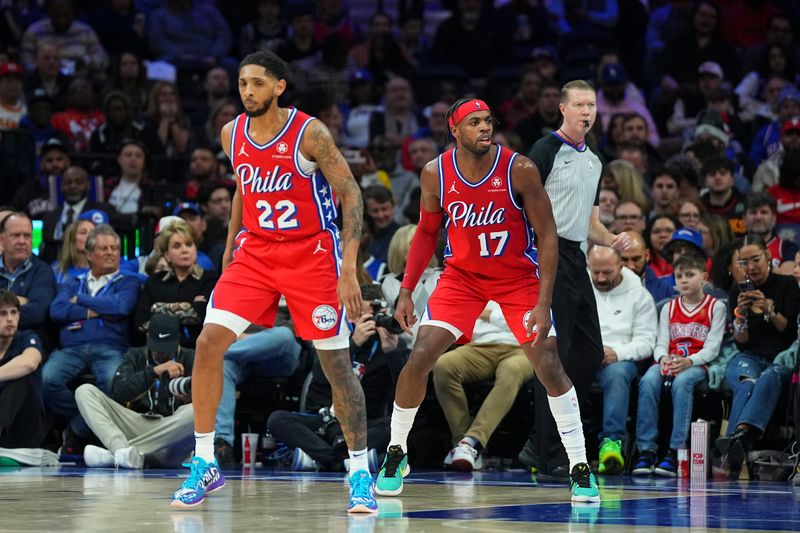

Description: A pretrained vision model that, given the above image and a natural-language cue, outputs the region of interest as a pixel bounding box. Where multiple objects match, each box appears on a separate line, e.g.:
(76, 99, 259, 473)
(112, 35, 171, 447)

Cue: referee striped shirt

(527, 132, 602, 242)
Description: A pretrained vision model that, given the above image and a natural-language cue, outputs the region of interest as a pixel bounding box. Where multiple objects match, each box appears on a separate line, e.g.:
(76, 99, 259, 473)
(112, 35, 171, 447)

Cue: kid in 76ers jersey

(172, 52, 373, 514)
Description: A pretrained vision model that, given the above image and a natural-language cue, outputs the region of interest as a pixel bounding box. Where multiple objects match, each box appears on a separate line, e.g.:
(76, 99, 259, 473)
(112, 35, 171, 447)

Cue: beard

(244, 96, 272, 118)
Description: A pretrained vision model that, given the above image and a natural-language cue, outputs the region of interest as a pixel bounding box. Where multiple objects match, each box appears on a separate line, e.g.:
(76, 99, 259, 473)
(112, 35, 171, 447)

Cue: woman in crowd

(645, 214, 680, 278)
(142, 81, 191, 157)
(608, 159, 650, 212)
(677, 198, 706, 229)
(134, 220, 217, 348)
(103, 51, 149, 116)
(52, 216, 97, 285)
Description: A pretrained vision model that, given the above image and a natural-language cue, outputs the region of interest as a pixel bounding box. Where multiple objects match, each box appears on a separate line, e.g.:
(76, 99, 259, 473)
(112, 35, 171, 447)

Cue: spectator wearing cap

(768, 150, 800, 226)
(50, 77, 104, 153)
(667, 61, 726, 138)
(134, 220, 217, 349)
(19, 0, 108, 80)
(76, 312, 195, 469)
(0, 213, 56, 336)
(19, 89, 68, 153)
(515, 80, 562, 149)
(239, 0, 287, 56)
(0, 290, 46, 449)
(597, 64, 660, 148)
(23, 43, 71, 112)
(744, 193, 799, 276)
(0, 62, 26, 130)
(12, 138, 71, 219)
(104, 140, 157, 216)
(753, 116, 800, 192)
(52, 209, 108, 285)
(689, 108, 749, 195)
(44, 224, 143, 453)
(699, 156, 747, 236)
(90, 91, 162, 157)
(40, 165, 117, 263)
(749, 85, 800, 168)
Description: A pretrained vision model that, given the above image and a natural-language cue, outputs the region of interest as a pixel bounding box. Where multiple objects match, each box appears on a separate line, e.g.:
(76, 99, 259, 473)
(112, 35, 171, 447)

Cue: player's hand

(221, 243, 234, 271)
(337, 272, 362, 324)
(610, 231, 632, 251)
(527, 303, 552, 348)
(394, 288, 416, 335)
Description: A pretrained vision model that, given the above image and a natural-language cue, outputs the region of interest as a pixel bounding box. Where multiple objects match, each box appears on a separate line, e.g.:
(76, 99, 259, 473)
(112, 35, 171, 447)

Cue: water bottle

(662, 355, 676, 390)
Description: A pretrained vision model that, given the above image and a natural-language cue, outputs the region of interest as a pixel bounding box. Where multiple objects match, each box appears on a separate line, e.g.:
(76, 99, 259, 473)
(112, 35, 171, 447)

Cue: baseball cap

(697, 61, 724, 79)
(77, 209, 109, 225)
(782, 116, 800, 134)
(147, 313, 181, 353)
(350, 69, 373, 83)
(0, 62, 23, 77)
(172, 202, 202, 217)
(41, 137, 69, 156)
(663, 228, 705, 261)
(694, 108, 731, 147)
(600, 63, 626, 84)
(155, 215, 183, 234)
(776, 86, 800, 109)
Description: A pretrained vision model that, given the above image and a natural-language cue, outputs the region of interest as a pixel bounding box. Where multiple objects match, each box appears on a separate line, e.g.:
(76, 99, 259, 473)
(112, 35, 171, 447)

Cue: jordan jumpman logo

(238, 142, 249, 157)
(313, 240, 327, 254)
(448, 182, 460, 194)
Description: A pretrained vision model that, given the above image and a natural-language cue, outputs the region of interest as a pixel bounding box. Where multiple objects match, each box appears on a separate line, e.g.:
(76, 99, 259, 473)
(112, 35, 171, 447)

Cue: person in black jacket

(75, 313, 195, 468)
(135, 220, 218, 348)
(268, 284, 409, 471)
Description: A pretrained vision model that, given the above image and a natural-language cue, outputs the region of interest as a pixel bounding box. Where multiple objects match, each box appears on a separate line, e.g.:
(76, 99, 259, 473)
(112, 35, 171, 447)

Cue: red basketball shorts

(421, 265, 555, 345)
(206, 228, 349, 344)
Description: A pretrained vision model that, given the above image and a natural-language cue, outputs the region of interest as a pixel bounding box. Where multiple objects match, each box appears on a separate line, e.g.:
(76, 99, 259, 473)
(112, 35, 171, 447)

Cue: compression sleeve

(400, 207, 444, 291)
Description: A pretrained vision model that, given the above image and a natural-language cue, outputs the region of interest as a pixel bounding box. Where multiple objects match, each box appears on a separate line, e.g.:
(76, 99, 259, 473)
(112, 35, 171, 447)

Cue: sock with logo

(388, 402, 419, 453)
(194, 431, 216, 463)
(547, 387, 587, 470)
(348, 448, 370, 475)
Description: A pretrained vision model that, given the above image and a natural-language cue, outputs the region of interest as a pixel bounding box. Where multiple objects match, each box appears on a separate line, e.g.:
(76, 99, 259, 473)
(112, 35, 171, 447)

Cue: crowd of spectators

(0, 0, 799, 479)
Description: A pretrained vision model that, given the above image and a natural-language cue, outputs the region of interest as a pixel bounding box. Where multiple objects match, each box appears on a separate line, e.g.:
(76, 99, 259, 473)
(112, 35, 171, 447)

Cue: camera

(317, 406, 345, 449)
(370, 299, 404, 334)
(168, 376, 192, 396)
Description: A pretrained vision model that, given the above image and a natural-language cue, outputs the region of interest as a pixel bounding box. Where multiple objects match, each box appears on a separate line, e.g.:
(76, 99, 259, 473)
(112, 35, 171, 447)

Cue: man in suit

(40, 165, 116, 262)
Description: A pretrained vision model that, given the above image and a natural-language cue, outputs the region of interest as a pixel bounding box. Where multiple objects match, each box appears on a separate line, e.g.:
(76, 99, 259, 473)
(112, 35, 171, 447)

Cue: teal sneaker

(171, 456, 226, 508)
(598, 437, 624, 475)
(348, 470, 378, 513)
(375, 445, 410, 496)
(569, 463, 600, 503)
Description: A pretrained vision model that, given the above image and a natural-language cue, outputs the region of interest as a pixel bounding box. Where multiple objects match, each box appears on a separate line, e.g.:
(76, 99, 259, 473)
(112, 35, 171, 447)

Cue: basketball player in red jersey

(172, 52, 377, 513)
(375, 99, 600, 503)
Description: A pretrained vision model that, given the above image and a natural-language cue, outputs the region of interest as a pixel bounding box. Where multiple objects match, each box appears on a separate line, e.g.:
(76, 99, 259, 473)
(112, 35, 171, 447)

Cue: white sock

(194, 431, 215, 463)
(348, 448, 370, 475)
(547, 387, 588, 470)
(389, 402, 419, 453)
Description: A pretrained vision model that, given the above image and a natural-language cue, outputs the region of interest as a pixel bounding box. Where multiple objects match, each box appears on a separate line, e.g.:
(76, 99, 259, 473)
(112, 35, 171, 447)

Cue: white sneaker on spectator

(291, 448, 320, 471)
(447, 440, 483, 472)
(84, 445, 115, 468)
(114, 447, 144, 469)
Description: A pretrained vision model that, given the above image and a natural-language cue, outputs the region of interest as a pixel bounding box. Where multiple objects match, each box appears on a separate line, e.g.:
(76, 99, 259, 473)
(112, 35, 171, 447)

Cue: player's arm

(220, 120, 243, 271)
(394, 160, 443, 334)
(512, 156, 557, 345)
(302, 119, 362, 321)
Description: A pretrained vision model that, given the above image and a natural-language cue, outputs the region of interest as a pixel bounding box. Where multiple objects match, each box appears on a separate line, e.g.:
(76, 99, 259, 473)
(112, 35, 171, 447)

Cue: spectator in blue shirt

(0, 290, 46, 448)
(43, 224, 142, 453)
(0, 212, 56, 334)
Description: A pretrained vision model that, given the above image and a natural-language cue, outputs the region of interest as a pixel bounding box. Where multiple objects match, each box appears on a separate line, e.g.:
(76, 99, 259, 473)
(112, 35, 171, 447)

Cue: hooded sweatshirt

(591, 266, 658, 362)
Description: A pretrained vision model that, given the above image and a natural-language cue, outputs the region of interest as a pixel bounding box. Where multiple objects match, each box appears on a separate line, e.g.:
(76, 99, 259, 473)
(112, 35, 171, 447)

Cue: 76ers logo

(522, 310, 537, 338)
(312, 305, 338, 330)
(277, 141, 289, 154)
(491, 177, 502, 188)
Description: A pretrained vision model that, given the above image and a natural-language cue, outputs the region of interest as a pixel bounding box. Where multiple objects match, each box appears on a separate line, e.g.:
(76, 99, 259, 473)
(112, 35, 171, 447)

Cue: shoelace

(350, 473, 374, 500)
(383, 446, 404, 477)
(180, 460, 207, 488)
(570, 466, 592, 489)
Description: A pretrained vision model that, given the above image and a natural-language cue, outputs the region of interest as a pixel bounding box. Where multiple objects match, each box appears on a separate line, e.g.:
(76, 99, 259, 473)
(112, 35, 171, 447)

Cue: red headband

(448, 99, 491, 128)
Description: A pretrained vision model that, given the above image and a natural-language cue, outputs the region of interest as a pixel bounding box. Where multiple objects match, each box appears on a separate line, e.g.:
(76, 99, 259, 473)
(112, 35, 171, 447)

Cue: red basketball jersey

(667, 294, 718, 357)
(438, 145, 539, 279)
(229, 108, 338, 242)
(768, 236, 786, 269)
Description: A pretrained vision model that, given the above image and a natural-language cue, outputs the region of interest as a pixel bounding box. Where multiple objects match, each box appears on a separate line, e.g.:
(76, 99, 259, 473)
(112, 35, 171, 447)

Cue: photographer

(716, 234, 800, 471)
(75, 313, 195, 468)
(267, 285, 409, 471)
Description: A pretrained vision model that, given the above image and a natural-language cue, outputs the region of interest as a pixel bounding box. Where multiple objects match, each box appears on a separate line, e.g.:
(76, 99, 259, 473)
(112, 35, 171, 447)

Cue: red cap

(448, 99, 491, 129)
(782, 116, 800, 134)
(0, 62, 23, 77)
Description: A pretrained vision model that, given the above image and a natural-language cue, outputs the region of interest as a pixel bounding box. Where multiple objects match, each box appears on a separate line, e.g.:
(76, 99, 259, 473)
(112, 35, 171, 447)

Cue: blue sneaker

(171, 456, 226, 508)
(654, 449, 677, 477)
(632, 450, 657, 476)
(348, 470, 378, 514)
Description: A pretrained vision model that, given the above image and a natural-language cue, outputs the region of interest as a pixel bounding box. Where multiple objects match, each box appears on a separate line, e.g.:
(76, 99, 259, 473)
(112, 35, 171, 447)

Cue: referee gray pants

(529, 238, 603, 469)
(75, 384, 195, 467)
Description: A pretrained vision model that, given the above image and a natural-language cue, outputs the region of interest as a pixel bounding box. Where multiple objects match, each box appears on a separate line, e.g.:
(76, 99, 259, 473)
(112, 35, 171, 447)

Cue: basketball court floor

(1, 466, 799, 532)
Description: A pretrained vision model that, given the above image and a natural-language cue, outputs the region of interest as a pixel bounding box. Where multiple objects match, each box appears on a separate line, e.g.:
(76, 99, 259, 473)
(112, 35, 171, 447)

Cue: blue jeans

(725, 352, 792, 435)
(597, 361, 639, 442)
(635, 363, 708, 452)
(215, 327, 301, 444)
(42, 344, 124, 437)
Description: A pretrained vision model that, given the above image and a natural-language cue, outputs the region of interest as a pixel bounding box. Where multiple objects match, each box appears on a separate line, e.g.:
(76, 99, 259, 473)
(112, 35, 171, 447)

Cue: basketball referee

(522, 80, 632, 479)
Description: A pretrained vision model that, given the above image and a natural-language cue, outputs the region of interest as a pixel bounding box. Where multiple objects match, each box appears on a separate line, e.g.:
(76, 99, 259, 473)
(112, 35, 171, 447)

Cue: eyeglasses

(736, 254, 765, 267)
